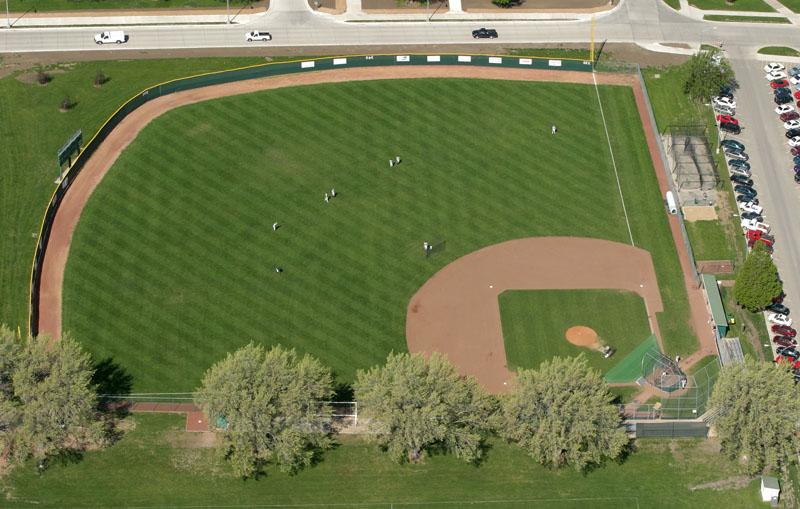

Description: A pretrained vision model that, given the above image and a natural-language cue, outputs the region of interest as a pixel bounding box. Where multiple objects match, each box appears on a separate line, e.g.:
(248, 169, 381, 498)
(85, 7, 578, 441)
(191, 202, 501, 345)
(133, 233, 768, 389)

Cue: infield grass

(0, 413, 762, 508)
(499, 289, 651, 377)
(63, 77, 698, 392)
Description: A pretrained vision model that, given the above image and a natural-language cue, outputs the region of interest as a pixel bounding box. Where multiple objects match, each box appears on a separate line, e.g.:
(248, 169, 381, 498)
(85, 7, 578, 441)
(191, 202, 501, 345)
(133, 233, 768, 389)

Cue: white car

(712, 96, 736, 109)
(789, 136, 800, 148)
(741, 218, 770, 233)
(738, 201, 763, 215)
(245, 31, 272, 42)
(766, 71, 788, 81)
(769, 313, 792, 327)
(785, 120, 800, 130)
(729, 166, 752, 178)
(714, 104, 736, 116)
(776, 104, 795, 115)
(764, 62, 785, 73)
(791, 76, 800, 86)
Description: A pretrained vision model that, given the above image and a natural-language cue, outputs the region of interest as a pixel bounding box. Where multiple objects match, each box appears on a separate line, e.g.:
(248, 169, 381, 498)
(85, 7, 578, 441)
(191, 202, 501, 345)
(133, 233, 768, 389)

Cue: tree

(353, 352, 496, 464)
(682, 49, 735, 102)
(733, 242, 782, 311)
(709, 358, 800, 474)
(498, 355, 628, 471)
(0, 325, 104, 468)
(195, 344, 333, 478)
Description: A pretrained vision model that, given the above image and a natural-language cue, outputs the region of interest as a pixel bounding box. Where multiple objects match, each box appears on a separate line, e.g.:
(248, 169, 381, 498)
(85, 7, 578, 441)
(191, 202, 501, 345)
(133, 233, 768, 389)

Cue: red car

(716, 114, 738, 125)
(773, 336, 797, 348)
(781, 111, 800, 122)
(772, 324, 797, 337)
(793, 147, 800, 156)
(796, 91, 800, 100)
(771, 80, 790, 89)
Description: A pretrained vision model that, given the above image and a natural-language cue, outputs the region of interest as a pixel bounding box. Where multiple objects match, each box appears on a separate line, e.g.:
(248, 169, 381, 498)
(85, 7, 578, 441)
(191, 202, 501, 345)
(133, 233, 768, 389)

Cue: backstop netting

(642, 349, 686, 393)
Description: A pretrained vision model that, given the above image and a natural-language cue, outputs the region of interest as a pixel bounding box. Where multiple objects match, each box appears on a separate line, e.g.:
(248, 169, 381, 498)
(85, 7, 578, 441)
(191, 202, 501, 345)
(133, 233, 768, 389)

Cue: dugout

(701, 274, 727, 337)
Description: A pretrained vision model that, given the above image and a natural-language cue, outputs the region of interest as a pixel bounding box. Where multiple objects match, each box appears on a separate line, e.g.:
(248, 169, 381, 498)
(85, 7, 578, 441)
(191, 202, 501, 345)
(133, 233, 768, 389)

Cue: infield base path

(406, 237, 663, 393)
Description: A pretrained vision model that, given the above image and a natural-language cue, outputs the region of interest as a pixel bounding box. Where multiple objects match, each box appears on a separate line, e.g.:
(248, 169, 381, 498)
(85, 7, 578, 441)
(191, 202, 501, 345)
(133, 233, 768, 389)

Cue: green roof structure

(701, 274, 727, 336)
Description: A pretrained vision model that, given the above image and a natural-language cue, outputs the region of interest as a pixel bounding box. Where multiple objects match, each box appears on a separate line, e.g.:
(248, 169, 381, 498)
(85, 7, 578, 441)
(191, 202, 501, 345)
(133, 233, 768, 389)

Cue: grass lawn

(0, 57, 266, 335)
(703, 14, 790, 22)
(685, 220, 735, 261)
(689, 0, 775, 11)
(61, 77, 698, 392)
(7, 0, 257, 11)
(777, 0, 800, 12)
(662, 0, 681, 10)
(499, 290, 651, 376)
(757, 46, 800, 57)
(0, 413, 763, 508)
(609, 384, 640, 403)
(720, 285, 771, 361)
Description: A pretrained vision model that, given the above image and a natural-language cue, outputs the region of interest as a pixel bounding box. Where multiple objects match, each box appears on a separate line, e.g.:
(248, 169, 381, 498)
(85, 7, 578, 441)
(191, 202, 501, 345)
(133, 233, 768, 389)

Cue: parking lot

(725, 52, 800, 359)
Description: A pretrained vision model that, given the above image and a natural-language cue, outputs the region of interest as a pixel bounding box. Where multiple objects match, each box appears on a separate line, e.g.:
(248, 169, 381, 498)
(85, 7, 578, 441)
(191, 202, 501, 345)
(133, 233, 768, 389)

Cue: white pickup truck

(94, 31, 127, 44)
(741, 218, 770, 233)
(737, 201, 763, 215)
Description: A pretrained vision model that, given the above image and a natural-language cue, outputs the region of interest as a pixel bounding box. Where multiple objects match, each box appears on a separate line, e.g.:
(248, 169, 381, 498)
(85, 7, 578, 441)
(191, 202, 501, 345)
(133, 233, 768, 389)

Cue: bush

(36, 70, 51, 85)
(60, 96, 74, 111)
(94, 69, 107, 87)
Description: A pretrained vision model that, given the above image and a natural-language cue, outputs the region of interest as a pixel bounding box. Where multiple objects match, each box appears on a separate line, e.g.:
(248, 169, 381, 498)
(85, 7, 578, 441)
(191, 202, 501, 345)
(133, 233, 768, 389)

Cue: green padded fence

(29, 53, 592, 336)
(604, 334, 658, 383)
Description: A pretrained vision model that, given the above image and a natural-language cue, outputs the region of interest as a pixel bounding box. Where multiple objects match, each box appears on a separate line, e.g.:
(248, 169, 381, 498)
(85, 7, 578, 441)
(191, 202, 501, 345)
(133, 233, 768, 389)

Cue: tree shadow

(91, 357, 133, 415)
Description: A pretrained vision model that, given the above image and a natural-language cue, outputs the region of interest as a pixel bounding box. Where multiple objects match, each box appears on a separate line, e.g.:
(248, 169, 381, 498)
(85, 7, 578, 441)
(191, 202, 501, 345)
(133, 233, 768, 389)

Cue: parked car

(94, 30, 127, 44)
(772, 325, 797, 337)
(713, 96, 736, 109)
(728, 159, 751, 170)
(245, 31, 272, 42)
(725, 149, 748, 161)
(720, 121, 741, 134)
(792, 76, 800, 86)
(771, 79, 790, 89)
(736, 195, 758, 204)
(776, 104, 796, 115)
(731, 175, 753, 186)
(790, 65, 800, 77)
(738, 200, 762, 214)
(776, 93, 794, 105)
(769, 313, 793, 326)
(792, 147, 800, 156)
(472, 28, 498, 39)
(781, 111, 800, 122)
(767, 70, 789, 81)
(747, 229, 773, 244)
(716, 114, 738, 125)
(787, 128, 800, 138)
(765, 62, 786, 73)
(789, 137, 800, 148)
(768, 303, 790, 315)
(741, 211, 763, 221)
(774, 336, 797, 348)
(730, 167, 752, 178)
(777, 346, 799, 358)
(775, 87, 792, 97)
(793, 155, 800, 165)
(718, 86, 734, 99)
(734, 184, 757, 196)
(721, 139, 745, 151)
(786, 120, 800, 130)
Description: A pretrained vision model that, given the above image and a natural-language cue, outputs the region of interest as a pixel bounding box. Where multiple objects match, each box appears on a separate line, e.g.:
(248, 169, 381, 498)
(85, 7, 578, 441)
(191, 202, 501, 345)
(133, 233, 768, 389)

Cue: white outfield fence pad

(458, 55, 472, 62)
(333, 58, 347, 65)
(396, 55, 411, 62)
(488, 57, 503, 64)
(519, 58, 533, 65)
(549, 60, 563, 67)
(301, 61, 315, 69)
(427, 55, 441, 62)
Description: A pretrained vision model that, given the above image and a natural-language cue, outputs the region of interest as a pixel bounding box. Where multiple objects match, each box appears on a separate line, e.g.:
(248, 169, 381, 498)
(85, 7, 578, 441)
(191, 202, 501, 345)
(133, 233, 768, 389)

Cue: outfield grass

(0, 413, 763, 507)
(61, 77, 698, 392)
(0, 57, 267, 335)
(689, 0, 775, 11)
(7, 0, 257, 11)
(703, 14, 790, 22)
(499, 290, 651, 376)
(685, 220, 736, 261)
(757, 46, 800, 57)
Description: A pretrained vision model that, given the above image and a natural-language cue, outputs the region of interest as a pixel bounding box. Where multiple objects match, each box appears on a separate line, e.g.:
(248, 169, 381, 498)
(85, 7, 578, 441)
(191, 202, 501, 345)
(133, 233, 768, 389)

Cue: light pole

(6, 0, 10, 29)
(226, 0, 230, 24)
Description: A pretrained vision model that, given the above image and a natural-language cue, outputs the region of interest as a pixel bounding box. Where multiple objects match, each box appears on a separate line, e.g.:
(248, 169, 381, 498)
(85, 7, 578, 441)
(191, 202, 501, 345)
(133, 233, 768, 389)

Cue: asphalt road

(0, 0, 797, 54)
(729, 54, 800, 351)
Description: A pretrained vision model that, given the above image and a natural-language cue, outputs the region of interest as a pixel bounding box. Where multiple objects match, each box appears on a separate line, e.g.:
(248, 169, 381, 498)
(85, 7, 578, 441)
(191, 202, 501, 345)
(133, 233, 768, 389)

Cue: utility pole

(6, 0, 10, 29)
(226, 0, 230, 24)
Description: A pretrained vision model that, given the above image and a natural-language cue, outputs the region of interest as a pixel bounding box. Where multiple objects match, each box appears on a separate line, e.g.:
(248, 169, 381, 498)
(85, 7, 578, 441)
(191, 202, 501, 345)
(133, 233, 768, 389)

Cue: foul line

(592, 71, 635, 247)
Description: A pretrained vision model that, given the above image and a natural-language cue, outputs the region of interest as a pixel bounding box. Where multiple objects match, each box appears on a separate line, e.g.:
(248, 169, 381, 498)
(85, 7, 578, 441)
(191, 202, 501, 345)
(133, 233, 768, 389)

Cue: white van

(665, 191, 678, 215)
(94, 31, 127, 44)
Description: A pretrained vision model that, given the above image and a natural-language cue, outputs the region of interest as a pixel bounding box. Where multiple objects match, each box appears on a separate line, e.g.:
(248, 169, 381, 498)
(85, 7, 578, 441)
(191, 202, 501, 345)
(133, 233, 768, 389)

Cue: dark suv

(720, 121, 741, 134)
(472, 28, 498, 39)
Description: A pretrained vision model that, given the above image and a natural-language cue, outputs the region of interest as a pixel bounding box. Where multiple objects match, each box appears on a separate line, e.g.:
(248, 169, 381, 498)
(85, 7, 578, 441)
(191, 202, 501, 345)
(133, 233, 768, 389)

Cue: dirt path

(406, 237, 663, 393)
(35, 64, 715, 396)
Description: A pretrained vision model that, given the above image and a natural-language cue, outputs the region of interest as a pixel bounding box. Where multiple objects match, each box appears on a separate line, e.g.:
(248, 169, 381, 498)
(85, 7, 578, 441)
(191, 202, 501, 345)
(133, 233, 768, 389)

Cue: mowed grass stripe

(63, 78, 695, 392)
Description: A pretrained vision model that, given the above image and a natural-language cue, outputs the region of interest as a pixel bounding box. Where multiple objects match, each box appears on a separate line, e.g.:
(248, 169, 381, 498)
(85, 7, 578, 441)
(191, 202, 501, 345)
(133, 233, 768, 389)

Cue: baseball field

(55, 67, 698, 393)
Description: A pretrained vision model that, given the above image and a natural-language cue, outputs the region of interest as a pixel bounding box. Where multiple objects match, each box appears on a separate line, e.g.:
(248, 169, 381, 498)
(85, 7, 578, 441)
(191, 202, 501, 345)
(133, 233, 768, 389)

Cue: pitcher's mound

(565, 326, 600, 348)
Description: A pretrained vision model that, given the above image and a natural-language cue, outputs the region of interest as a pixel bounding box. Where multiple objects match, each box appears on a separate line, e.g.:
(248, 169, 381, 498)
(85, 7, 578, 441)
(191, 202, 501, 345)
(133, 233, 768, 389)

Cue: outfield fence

(28, 53, 593, 336)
